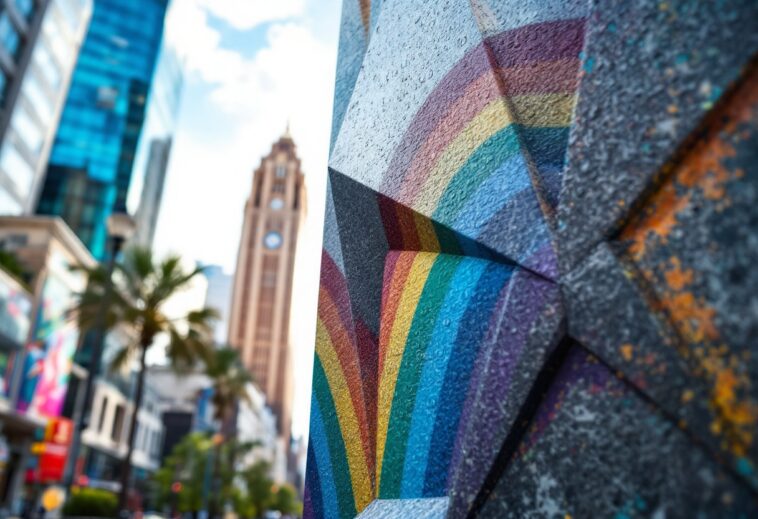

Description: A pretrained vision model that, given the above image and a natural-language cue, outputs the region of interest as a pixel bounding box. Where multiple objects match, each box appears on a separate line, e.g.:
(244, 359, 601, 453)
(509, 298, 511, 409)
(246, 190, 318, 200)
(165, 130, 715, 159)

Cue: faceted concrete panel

(557, 0, 758, 272)
(478, 346, 758, 518)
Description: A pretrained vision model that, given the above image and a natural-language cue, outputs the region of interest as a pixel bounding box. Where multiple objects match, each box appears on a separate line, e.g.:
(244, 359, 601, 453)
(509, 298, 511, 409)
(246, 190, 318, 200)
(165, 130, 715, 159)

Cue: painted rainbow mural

(305, 0, 758, 517)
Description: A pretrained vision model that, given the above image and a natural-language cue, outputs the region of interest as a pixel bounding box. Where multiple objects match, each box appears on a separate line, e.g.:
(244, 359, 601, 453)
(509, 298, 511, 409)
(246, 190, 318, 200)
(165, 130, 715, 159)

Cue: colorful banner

(17, 273, 80, 417)
(28, 418, 73, 483)
(0, 269, 32, 347)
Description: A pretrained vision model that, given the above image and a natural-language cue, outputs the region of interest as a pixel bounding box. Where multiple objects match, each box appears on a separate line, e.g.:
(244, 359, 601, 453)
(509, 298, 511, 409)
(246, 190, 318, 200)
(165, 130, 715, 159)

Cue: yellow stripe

(511, 93, 576, 128)
(414, 99, 511, 215)
(375, 252, 437, 493)
(315, 319, 373, 510)
(414, 211, 441, 251)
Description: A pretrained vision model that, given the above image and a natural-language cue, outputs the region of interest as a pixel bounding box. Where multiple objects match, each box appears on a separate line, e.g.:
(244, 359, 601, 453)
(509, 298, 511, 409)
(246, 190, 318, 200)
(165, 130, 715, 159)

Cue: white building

(0, 0, 92, 215)
(80, 376, 164, 489)
(235, 383, 283, 480)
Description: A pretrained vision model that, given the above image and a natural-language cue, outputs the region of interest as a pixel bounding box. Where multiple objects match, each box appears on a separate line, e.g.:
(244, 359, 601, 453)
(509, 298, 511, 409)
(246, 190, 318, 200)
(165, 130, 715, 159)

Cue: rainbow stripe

(379, 19, 585, 272)
(377, 252, 515, 498)
(307, 250, 376, 518)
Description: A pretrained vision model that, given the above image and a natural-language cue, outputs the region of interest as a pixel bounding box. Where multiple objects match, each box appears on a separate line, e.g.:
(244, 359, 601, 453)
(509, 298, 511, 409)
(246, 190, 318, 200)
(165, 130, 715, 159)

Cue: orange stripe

(378, 252, 416, 378)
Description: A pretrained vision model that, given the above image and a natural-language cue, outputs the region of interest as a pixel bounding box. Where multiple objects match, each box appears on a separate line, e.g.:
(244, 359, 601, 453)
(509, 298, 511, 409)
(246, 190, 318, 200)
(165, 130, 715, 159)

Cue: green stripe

(432, 125, 520, 222)
(312, 356, 357, 519)
(379, 254, 463, 497)
(432, 220, 464, 255)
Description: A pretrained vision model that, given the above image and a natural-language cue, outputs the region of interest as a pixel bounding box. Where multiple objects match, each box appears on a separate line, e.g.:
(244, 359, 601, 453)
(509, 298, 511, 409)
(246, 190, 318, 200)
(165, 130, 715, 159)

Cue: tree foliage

(153, 432, 212, 514)
(73, 246, 217, 509)
(152, 436, 300, 519)
(62, 488, 117, 517)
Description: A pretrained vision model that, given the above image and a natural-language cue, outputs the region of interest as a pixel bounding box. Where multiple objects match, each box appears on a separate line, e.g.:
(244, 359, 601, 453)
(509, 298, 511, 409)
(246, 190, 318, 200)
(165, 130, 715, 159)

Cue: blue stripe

(309, 396, 340, 518)
(453, 153, 531, 238)
(424, 263, 514, 495)
(401, 258, 488, 497)
(305, 442, 323, 519)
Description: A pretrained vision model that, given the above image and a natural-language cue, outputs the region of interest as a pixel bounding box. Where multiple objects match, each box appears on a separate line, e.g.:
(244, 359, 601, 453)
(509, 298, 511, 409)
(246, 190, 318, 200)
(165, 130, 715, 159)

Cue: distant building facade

(229, 132, 306, 442)
(79, 375, 164, 491)
(130, 44, 184, 249)
(0, 0, 92, 215)
(36, 0, 170, 259)
(202, 265, 232, 345)
(148, 367, 284, 480)
(0, 215, 94, 514)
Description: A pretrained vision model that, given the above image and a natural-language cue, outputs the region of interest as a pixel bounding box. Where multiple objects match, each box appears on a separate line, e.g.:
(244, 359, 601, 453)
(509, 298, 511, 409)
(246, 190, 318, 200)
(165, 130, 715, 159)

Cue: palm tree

(73, 247, 217, 514)
(204, 347, 253, 518)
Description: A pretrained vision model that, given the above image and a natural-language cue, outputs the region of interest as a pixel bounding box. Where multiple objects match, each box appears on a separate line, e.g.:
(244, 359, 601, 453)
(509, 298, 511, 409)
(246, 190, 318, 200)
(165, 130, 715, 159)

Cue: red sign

(28, 418, 73, 483)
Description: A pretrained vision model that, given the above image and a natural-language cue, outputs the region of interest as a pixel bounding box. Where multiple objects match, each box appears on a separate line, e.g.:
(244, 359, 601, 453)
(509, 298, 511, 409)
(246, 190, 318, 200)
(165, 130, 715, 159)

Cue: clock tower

(229, 129, 306, 442)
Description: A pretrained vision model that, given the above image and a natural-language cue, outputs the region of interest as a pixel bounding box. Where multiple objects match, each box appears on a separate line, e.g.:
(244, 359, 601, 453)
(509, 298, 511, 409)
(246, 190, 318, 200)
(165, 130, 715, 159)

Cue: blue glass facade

(37, 0, 169, 259)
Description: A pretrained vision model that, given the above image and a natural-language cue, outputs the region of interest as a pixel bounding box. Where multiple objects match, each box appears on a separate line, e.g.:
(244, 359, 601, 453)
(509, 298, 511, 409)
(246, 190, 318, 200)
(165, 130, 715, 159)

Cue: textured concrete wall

(305, 0, 758, 517)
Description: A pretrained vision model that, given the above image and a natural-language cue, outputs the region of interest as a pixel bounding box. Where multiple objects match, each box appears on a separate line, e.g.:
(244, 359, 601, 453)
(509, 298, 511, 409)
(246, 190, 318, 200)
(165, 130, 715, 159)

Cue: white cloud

(196, 0, 306, 30)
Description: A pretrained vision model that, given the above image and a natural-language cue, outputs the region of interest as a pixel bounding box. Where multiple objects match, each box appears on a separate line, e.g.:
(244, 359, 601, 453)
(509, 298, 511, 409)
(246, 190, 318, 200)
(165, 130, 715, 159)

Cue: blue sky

(152, 0, 343, 439)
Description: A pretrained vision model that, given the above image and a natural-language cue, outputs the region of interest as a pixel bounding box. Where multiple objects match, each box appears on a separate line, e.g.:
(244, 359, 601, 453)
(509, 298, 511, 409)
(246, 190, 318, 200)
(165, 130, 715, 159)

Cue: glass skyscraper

(129, 43, 184, 249)
(0, 0, 92, 215)
(37, 0, 170, 259)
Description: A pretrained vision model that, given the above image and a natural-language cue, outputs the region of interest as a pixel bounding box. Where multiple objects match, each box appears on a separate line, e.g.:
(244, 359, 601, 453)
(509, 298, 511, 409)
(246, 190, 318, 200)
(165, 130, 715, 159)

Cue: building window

(11, 105, 44, 157)
(13, 0, 34, 21)
(0, 188, 22, 214)
(112, 404, 125, 442)
(0, 71, 7, 106)
(0, 14, 20, 59)
(21, 75, 55, 125)
(96, 86, 118, 110)
(0, 142, 35, 199)
(275, 165, 286, 178)
(97, 397, 109, 432)
(32, 40, 63, 91)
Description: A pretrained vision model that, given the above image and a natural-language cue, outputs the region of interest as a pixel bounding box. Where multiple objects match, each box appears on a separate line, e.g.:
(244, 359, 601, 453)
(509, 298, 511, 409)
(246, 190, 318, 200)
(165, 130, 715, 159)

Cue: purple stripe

(447, 269, 561, 518)
(486, 18, 586, 70)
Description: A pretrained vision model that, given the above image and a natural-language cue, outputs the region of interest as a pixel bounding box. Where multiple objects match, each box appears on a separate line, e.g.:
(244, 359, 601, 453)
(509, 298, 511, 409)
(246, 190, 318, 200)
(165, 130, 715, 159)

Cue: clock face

(264, 231, 282, 250)
(269, 197, 284, 210)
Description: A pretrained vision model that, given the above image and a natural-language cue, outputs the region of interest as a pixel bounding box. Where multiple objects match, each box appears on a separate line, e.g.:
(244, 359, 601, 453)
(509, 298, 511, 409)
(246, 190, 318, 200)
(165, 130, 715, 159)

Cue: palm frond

(108, 340, 141, 373)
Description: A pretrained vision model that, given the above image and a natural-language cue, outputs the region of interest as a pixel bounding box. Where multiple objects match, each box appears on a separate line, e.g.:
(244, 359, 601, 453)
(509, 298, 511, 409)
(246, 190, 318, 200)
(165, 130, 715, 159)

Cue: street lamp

(64, 212, 135, 493)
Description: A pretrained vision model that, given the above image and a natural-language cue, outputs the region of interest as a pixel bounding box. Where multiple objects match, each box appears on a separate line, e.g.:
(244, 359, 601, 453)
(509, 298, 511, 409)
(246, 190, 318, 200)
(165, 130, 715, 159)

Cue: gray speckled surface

(557, 0, 758, 272)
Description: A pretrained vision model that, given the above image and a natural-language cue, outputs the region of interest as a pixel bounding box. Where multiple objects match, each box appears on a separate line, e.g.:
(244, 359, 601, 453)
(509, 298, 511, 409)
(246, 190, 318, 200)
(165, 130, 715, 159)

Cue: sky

(152, 0, 343, 440)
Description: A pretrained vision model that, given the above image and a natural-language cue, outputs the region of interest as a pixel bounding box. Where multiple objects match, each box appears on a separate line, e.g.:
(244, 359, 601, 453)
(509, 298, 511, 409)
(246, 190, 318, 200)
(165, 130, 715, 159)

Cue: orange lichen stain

(621, 70, 758, 458)
(664, 257, 694, 290)
(714, 369, 755, 427)
(700, 348, 757, 456)
(622, 184, 691, 261)
(677, 136, 737, 201)
(665, 292, 719, 343)
(622, 65, 758, 261)
(620, 344, 634, 362)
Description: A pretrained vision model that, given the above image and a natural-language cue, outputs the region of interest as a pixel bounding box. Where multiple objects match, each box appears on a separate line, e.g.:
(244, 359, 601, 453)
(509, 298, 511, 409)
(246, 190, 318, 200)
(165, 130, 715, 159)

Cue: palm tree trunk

(210, 440, 223, 519)
(118, 341, 149, 516)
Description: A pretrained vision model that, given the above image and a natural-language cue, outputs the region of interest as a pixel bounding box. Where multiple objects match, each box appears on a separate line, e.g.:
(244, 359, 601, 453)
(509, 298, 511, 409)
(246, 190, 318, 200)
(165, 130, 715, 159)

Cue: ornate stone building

(229, 131, 306, 441)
